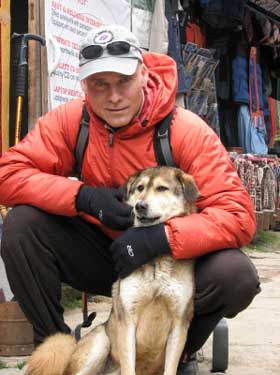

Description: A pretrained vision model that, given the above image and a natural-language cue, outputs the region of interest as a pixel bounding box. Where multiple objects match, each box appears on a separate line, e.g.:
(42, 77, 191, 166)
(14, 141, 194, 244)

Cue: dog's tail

(25, 333, 76, 375)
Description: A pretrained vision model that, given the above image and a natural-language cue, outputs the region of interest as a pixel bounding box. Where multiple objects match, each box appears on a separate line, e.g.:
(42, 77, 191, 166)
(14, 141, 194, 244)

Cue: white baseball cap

(79, 24, 143, 80)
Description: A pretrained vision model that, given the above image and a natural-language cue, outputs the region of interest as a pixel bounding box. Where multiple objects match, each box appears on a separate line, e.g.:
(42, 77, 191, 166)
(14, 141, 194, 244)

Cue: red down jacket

(0, 52, 256, 259)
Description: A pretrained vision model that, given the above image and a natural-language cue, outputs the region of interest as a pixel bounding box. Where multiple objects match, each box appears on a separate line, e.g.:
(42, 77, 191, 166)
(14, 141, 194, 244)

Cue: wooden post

(0, 0, 11, 219)
(39, 0, 49, 116)
(28, 0, 48, 130)
(0, 0, 11, 153)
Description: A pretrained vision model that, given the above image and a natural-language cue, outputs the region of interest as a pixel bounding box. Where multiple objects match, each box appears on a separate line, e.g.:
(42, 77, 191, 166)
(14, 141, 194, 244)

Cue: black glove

(110, 223, 170, 278)
(76, 185, 133, 230)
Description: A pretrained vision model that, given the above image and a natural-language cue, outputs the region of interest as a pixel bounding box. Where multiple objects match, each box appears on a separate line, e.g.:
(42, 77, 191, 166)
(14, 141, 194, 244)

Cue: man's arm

(0, 100, 84, 216)
(166, 109, 256, 259)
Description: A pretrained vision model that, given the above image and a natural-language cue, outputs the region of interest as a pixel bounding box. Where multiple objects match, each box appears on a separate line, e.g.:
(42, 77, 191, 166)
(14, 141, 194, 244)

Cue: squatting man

(0, 24, 261, 374)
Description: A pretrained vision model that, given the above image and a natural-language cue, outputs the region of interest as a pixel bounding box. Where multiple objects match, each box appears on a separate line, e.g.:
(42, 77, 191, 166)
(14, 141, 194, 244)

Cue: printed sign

(45, 0, 130, 109)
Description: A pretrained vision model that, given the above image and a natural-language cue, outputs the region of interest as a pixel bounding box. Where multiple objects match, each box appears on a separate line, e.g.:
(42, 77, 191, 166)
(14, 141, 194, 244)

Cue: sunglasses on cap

(80, 40, 141, 61)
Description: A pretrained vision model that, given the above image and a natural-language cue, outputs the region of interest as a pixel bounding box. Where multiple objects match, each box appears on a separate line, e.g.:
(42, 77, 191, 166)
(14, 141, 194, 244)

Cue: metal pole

(0, 33, 46, 221)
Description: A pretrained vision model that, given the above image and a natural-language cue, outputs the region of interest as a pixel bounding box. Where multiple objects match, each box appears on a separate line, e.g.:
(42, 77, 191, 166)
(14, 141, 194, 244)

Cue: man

(0, 24, 260, 374)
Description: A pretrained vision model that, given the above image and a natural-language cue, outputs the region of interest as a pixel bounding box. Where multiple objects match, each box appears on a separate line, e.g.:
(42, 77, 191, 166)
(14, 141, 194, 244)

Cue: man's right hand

(76, 185, 133, 230)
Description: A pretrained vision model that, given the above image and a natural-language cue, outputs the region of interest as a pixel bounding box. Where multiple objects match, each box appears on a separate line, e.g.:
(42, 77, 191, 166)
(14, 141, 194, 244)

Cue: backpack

(74, 104, 176, 179)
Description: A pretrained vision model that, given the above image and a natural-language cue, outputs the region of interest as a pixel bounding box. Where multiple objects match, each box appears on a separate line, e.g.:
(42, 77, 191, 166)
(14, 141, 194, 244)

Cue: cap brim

(79, 57, 140, 80)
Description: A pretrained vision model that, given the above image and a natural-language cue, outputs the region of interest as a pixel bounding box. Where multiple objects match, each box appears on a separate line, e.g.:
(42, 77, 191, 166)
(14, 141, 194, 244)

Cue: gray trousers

(1, 205, 261, 353)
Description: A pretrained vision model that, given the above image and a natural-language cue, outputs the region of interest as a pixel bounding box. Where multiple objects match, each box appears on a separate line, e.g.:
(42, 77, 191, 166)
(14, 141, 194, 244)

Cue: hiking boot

(177, 353, 199, 375)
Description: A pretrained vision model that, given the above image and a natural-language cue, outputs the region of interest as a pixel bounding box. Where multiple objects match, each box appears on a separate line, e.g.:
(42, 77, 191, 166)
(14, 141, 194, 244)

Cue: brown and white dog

(26, 166, 199, 375)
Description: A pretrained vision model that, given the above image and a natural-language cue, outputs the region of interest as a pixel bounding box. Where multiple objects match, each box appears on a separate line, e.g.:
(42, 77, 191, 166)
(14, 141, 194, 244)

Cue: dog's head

(123, 167, 199, 227)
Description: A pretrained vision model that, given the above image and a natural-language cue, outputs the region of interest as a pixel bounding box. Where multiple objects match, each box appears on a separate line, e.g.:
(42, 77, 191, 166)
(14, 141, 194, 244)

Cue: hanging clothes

(237, 105, 268, 154)
(165, 0, 188, 94)
(218, 100, 239, 147)
(274, 99, 280, 144)
(182, 42, 220, 135)
(248, 47, 267, 139)
(268, 97, 277, 149)
(186, 22, 206, 47)
(231, 32, 250, 105)
(132, 0, 156, 50)
(231, 55, 250, 104)
(263, 96, 272, 146)
(271, 76, 280, 100)
(198, 0, 247, 30)
(149, 0, 169, 54)
(236, 46, 267, 154)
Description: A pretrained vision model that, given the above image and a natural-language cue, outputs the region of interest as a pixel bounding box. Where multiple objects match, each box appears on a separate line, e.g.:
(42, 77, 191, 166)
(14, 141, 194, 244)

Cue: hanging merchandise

(205, 28, 233, 101)
(165, 0, 188, 94)
(231, 52, 250, 105)
(271, 75, 280, 99)
(198, 0, 247, 30)
(237, 105, 268, 154)
(271, 99, 280, 154)
(268, 97, 277, 149)
(218, 101, 240, 147)
(263, 97, 272, 146)
(149, 0, 168, 53)
(231, 27, 268, 153)
(232, 153, 279, 230)
(185, 21, 206, 48)
(231, 18, 263, 108)
(248, 46, 267, 151)
(182, 42, 220, 135)
(132, 0, 156, 50)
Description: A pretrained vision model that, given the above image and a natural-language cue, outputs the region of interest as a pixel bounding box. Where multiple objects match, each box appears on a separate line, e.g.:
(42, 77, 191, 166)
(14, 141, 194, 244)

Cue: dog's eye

(156, 186, 168, 192)
(137, 185, 144, 192)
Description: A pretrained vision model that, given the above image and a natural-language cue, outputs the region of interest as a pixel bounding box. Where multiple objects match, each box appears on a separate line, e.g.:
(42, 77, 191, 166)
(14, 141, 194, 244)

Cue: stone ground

(0, 248, 280, 374)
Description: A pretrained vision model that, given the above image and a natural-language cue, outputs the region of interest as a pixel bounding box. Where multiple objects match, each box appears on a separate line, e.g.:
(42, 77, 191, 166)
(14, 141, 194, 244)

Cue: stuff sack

(238, 105, 268, 155)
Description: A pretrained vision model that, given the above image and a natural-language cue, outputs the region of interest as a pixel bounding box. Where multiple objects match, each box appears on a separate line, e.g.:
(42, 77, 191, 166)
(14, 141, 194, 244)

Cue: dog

(26, 166, 199, 375)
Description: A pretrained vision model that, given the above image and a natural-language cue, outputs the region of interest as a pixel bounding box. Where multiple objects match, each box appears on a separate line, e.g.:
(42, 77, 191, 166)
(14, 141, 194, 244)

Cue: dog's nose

(135, 201, 148, 214)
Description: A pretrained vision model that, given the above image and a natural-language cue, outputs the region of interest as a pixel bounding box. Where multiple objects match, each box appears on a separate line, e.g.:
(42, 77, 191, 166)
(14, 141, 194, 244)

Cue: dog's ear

(121, 179, 132, 203)
(122, 170, 143, 202)
(176, 170, 199, 203)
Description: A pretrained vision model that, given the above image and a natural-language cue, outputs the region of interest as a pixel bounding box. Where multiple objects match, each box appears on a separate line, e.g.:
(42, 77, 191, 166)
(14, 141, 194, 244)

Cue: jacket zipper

(109, 131, 114, 146)
(104, 124, 115, 146)
(104, 124, 115, 185)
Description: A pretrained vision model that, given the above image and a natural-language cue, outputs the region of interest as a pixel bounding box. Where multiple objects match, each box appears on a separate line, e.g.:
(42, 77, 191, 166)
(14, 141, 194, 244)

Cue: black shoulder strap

(74, 104, 90, 179)
(74, 105, 176, 179)
(153, 109, 176, 167)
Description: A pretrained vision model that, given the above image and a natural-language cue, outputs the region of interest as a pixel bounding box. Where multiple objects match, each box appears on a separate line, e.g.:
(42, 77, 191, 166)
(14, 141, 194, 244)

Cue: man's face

(84, 63, 144, 128)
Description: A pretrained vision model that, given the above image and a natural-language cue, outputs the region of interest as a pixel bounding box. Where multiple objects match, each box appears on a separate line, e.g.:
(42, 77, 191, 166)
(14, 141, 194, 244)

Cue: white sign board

(45, 0, 131, 109)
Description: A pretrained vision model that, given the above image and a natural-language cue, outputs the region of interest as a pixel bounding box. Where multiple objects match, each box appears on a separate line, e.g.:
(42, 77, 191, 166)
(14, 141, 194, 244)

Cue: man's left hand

(110, 223, 170, 278)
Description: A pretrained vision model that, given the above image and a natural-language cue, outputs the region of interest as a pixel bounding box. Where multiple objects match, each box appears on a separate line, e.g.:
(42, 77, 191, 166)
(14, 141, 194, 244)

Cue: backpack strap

(74, 104, 90, 179)
(153, 109, 176, 167)
(74, 105, 176, 179)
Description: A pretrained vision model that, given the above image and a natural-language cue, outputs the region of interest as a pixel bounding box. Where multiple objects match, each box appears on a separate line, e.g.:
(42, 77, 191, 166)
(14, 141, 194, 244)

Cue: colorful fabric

(186, 22, 205, 48)
(182, 42, 220, 135)
(231, 55, 250, 104)
(274, 100, 280, 141)
(268, 97, 276, 148)
(165, 0, 188, 93)
(233, 154, 278, 212)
